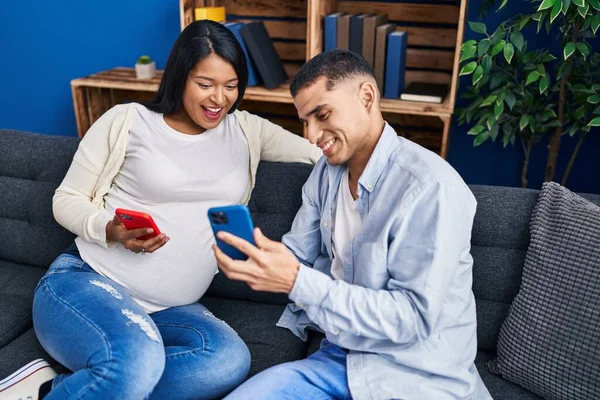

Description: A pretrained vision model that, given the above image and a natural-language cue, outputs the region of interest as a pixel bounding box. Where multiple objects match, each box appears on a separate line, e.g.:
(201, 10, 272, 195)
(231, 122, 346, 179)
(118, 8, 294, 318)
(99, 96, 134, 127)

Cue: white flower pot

(135, 61, 156, 79)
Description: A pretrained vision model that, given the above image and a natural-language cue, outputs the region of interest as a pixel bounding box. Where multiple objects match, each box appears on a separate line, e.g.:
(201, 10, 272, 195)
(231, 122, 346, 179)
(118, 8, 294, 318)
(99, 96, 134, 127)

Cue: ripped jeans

(32, 244, 251, 400)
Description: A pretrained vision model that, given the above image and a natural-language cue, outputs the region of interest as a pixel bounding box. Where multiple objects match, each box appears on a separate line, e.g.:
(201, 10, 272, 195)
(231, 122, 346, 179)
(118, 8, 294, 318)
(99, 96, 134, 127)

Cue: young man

(213, 49, 492, 400)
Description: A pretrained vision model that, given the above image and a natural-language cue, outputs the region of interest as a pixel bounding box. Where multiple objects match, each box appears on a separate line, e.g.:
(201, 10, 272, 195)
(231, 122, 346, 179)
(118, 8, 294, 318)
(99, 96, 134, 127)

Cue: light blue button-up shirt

(277, 124, 492, 400)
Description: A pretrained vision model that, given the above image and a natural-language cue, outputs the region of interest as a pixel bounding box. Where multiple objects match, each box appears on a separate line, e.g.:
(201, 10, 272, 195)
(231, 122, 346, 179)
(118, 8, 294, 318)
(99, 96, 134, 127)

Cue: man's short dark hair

(290, 49, 376, 97)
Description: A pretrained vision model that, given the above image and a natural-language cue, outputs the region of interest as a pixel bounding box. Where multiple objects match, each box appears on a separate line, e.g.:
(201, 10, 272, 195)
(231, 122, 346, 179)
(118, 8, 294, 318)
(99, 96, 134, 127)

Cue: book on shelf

(349, 14, 368, 55)
(224, 22, 261, 87)
(374, 23, 395, 91)
(324, 12, 344, 52)
(362, 14, 388, 67)
(400, 82, 449, 103)
(383, 31, 408, 99)
(337, 13, 352, 50)
(240, 22, 288, 89)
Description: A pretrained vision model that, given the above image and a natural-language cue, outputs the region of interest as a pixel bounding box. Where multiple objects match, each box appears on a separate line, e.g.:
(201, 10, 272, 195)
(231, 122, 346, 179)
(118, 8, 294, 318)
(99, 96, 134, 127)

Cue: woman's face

(181, 53, 239, 132)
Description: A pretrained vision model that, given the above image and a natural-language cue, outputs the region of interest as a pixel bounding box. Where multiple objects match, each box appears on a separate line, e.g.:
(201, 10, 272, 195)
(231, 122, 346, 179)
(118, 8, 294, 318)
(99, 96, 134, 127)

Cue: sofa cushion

(0, 130, 77, 268)
(206, 162, 313, 306)
(0, 329, 57, 380)
(476, 351, 542, 400)
(488, 182, 600, 399)
(469, 185, 539, 351)
(201, 296, 308, 377)
(0, 261, 46, 348)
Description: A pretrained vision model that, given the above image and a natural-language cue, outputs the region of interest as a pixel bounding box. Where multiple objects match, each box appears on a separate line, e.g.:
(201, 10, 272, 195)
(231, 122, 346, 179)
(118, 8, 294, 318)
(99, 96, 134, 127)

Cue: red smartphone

(115, 208, 161, 241)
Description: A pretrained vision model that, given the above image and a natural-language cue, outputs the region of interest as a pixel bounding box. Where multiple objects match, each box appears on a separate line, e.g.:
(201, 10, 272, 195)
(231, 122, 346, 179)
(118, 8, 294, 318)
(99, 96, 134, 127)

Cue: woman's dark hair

(146, 20, 248, 114)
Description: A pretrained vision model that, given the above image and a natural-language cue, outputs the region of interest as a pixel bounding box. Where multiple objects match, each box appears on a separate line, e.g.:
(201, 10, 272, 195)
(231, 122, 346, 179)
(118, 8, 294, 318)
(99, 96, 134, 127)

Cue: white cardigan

(53, 103, 321, 249)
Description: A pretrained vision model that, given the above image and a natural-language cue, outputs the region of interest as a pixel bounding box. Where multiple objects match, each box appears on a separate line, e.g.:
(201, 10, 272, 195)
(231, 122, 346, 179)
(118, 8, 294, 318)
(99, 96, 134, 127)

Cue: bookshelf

(180, 0, 468, 158)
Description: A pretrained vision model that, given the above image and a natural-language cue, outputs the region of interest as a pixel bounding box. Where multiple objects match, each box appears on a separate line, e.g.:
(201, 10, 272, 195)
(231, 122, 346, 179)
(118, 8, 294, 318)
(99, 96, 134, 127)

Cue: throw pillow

(487, 182, 600, 400)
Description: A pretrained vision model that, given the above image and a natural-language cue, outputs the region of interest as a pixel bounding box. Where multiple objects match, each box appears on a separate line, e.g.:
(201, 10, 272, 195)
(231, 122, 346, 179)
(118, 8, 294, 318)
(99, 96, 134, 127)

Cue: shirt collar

(357, 122, 398, 193)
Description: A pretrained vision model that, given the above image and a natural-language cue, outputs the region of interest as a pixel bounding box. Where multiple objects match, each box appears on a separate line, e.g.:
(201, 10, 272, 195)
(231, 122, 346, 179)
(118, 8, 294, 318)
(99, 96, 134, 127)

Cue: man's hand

(213, 228, 300, 294)
(105, 215, 170, 254)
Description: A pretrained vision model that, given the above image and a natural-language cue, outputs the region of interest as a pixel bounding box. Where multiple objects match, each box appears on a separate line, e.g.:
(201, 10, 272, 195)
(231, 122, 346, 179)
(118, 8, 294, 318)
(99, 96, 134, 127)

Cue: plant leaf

(478, 39, 491, 57)
(588, 95, 600, 104)
(460, 45, 477, 62)
(592, 14, 600, 34)
(491, 40, 506, 56)
(481, 95, 498, 107)
(577, 42, 590, 57)
(461, 40, 477, 50)
(564, 42, 576, 59)
(468, 125, 485, 135)
(594, 106, 600, 114)
(538, 0, 557, 11)
(519, 16, 531, 30)
(494, 101, 505, 118)
(510, 31, 525, 51)
(504, 43, 515, 64)
(505, 92, 516, 110)
(551, 0, 563, 22)
(520, 115, 530, 131)
(460, 61, 478, 76)
(473, 66, 484, 85)
(481, 55, 492, 73)
(469, 22, 487, 34)
(474, 132, 489, 147)
(489, 125, 499, 141)
(589, 0, 600, 9)
(578, 2, 589, 17)
(490, 75, 503, 89)
(589, 117, 600, 127)
(539, 76, 550, 94)
(562, 0, 572, 13)
(499, 0, 509, 10)
(572, 0, 584, 6)
(526, 71, 541, 85)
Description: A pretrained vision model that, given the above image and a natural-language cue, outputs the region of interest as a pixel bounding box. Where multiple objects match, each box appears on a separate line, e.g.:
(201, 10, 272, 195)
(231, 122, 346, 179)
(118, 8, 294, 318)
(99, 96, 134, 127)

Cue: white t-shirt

(331, 168, 362, 280)
(76, 104, 249, 313)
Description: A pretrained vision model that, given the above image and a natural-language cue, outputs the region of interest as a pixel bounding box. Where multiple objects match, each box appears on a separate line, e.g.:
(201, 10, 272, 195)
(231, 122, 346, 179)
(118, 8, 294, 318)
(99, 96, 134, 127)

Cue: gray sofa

(1, 129, 599, 399)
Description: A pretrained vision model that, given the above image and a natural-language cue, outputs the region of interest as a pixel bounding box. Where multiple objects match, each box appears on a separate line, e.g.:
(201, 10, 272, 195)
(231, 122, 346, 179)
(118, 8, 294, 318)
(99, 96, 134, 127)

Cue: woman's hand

(105, 215, 170, 254)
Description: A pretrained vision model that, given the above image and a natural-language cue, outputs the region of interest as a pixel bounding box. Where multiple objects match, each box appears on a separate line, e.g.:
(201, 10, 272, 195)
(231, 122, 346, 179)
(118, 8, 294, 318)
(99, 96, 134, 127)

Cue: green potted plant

(457, 0, 600, 188)
(135, 55, 156, 79)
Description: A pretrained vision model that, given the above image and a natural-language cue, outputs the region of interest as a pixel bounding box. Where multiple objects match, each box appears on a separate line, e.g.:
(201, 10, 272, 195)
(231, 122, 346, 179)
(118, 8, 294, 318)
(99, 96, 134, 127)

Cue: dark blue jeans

(33, 244, 250, 399)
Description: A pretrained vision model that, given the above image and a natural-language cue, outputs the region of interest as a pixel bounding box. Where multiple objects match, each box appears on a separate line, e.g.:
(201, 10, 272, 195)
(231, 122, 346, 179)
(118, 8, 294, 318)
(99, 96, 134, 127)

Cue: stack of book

(195, 7, 288, 89)
(324, 12, 448, 103)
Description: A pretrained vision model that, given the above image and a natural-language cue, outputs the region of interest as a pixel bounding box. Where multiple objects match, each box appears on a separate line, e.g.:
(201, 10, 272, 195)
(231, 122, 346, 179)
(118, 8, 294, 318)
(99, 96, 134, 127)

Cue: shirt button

(299, 303, 306, 308)
(367, 184, 373, 190)
(332, 329, 339, 335)
(323, 221, 328, 228)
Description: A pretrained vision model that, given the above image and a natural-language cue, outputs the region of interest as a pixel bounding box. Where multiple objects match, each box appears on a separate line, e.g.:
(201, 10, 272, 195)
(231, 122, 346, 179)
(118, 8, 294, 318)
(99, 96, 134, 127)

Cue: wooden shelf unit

(70, 1, 467, 157)
(180, 0, 467, 158)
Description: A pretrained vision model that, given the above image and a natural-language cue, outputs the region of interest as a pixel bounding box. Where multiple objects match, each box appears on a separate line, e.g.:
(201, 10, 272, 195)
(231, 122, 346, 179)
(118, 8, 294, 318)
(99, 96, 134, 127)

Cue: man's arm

(288, 182, 476, 344)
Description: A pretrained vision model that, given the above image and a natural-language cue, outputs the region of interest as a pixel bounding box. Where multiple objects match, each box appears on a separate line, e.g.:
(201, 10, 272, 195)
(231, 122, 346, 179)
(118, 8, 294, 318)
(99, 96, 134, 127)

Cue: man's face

(294, 77, 371, 166)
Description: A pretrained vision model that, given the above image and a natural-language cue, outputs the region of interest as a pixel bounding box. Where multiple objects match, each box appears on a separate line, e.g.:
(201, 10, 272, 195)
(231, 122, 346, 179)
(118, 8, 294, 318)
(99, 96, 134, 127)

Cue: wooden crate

(70, 1, 467, 157)
(179, 0, 467, 158)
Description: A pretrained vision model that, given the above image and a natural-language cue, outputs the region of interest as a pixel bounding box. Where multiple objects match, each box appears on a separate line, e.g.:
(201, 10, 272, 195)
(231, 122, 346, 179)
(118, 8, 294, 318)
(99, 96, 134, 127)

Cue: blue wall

(0, 0, 598, 193)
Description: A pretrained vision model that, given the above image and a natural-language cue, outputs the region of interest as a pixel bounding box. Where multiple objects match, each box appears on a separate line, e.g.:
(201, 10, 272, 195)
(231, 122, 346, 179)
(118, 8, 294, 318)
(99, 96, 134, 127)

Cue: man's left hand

(212, 228, 300, 294)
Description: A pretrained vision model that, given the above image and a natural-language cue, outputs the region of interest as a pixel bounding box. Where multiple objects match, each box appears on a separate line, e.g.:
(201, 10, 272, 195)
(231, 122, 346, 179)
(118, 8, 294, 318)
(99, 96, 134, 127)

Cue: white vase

(135, 61, 156, 79)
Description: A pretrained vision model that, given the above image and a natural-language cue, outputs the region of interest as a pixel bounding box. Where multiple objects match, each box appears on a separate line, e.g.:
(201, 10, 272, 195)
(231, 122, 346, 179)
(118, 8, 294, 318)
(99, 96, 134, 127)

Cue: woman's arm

(237, 110, 322, 164)
(53, 105, 127, 248)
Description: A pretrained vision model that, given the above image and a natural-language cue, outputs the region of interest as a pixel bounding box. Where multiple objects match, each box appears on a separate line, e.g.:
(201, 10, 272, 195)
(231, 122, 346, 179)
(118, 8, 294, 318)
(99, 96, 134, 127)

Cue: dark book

(337, 13, 352, 50)
(374, 23, 395, 91)
(224, 22, 261, 87)
(362, 14, 387, 66)
(240, 22, 288, 89)
(400, 82, 449, 103)
(324, 12, 344, 52)
(349, 14, 368, 55)
(384, 31, 408, 99)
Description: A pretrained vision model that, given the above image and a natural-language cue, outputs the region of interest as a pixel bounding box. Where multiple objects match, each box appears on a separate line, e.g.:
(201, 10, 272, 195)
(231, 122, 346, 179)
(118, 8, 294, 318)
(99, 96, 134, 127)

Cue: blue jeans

(32, 246, 251, 399)
(224, 340, 352, 400)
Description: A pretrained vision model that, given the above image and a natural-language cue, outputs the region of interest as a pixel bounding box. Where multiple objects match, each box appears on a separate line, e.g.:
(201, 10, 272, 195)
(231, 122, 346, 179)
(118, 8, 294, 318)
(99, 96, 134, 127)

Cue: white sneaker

(0, 359, 56, 400)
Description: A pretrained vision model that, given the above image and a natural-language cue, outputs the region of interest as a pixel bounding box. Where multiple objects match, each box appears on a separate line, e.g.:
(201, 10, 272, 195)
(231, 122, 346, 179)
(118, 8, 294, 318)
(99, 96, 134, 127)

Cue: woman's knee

(94, 341, 166, 397)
